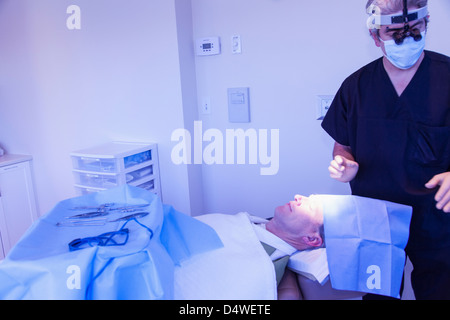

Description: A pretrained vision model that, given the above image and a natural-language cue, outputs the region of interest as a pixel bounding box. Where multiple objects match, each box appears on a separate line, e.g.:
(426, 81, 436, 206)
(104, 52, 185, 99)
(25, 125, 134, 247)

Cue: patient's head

(266, 195, 324, 251)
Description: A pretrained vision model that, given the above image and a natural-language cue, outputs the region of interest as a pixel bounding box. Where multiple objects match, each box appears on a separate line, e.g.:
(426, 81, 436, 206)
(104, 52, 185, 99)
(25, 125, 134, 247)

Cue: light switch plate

(232, 35, 242, 54)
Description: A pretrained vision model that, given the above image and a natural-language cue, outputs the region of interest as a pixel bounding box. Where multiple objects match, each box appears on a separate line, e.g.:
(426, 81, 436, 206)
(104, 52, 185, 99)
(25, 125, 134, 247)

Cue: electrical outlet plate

(201, 96, 211, 114)
(316, 95, 334, 120)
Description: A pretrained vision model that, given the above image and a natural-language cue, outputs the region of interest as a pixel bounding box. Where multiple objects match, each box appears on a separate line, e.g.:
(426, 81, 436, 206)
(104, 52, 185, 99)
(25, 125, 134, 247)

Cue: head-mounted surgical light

(369, 0, 428, 45)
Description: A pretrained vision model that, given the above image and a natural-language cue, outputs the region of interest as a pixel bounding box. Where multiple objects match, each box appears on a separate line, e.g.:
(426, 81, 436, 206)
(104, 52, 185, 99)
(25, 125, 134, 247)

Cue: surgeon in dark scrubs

(321, 0, 450, 300)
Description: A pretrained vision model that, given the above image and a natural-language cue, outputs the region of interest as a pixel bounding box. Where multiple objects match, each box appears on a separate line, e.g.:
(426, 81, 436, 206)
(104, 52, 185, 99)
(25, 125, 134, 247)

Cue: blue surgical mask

(380, 31, 426, 69)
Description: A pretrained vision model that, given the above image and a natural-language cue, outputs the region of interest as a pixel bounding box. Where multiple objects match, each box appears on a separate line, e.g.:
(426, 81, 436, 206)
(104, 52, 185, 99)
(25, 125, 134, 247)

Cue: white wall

(0, 0, 200, 216)
(0, 0, 448, 219)
(174, 0, 204, 216)
(192, 0, 369, 217)
(191, 0, 450, 217)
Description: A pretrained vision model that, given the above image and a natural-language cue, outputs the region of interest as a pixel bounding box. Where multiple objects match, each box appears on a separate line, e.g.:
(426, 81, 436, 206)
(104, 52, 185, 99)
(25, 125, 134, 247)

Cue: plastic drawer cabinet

(71, 142, 161, 199)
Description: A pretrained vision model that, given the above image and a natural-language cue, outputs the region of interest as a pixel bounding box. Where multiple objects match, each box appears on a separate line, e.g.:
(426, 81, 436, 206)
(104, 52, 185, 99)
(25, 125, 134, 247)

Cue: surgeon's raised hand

(425, 172, 450, 213)
(328, 155, 359, 183)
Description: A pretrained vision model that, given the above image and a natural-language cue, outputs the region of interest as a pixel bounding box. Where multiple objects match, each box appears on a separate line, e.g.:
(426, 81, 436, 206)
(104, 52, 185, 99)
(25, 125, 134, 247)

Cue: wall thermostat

(228, 87, 250, 123)
(196, 37, 221, 56)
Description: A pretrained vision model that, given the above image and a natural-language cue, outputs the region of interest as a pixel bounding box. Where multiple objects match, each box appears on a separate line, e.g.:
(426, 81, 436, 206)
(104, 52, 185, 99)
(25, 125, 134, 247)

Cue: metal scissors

(67, 203, 150, 219)
(69, 203, 115, 211)
(110, 211, 149, 222)
(57, 211, 149, 227)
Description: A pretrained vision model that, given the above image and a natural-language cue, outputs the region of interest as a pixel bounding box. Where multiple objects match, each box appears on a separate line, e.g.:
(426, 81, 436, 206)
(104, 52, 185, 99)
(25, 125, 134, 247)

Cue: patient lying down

(266, 195, 324, 251)
(174, 194, 324, 300)
(260, 195, 324, 300)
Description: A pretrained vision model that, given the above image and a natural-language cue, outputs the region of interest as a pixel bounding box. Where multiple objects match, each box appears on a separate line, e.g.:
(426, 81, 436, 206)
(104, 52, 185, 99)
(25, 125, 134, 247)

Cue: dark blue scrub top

(322, 51, 450, 250)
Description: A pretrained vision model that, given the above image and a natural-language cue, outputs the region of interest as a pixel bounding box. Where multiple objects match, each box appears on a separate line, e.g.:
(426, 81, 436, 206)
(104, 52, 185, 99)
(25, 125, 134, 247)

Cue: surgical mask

(380, 31, 426, 69)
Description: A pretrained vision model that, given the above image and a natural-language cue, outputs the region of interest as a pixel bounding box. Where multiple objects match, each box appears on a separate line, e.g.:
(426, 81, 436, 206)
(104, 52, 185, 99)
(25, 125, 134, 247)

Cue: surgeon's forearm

(332, 142, 355, 161)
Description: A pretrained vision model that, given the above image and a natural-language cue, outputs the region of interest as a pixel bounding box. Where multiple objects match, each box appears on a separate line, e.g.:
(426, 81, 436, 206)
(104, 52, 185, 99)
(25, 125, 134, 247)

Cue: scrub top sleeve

(321, 84, 350, 147)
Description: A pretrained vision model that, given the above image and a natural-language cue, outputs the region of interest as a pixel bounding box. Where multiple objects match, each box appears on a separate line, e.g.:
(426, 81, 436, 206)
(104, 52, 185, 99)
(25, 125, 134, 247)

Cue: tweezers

(56, 211, 149, 227)
(67, 204, 150, 219)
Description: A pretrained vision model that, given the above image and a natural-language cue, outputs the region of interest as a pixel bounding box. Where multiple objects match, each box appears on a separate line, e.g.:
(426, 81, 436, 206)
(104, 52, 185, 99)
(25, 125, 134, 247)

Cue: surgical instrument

(67, 203, 150, 219)
(56, 211, 150, 227)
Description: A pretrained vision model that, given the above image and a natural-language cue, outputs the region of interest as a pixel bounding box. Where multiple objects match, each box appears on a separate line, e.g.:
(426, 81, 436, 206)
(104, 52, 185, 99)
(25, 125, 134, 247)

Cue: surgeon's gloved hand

(425, 172, 450, 213)
(328, 155, 359, 183)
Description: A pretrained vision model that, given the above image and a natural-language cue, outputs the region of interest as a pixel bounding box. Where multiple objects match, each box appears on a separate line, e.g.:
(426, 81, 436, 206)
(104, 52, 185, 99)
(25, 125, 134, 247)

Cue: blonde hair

(366, 0, 428, 14)
(366, 0, 429, 34)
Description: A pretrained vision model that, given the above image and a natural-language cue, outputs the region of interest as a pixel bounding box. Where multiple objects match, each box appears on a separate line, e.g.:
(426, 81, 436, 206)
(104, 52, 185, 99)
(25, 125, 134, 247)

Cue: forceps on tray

(56, 211, 149, 227)
(56, 203, 150, 227)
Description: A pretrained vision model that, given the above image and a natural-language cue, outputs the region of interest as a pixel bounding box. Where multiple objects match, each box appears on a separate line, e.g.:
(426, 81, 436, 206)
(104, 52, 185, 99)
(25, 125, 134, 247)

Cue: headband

(369, 6, 428, 26)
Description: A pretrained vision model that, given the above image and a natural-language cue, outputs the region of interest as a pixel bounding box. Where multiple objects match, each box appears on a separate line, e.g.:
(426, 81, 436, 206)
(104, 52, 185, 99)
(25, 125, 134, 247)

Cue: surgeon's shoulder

(340, 58, 382, 90)
(425, 50, 450, 69)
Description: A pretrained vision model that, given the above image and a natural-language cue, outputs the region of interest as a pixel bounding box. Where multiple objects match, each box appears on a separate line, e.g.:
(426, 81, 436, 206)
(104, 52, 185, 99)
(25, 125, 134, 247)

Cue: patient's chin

(273, 206, 281, 217)
(274, 204, 289, 216)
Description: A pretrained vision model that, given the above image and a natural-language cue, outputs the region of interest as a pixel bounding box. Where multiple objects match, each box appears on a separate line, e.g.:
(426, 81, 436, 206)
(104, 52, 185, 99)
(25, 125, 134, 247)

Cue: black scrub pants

(407, 246, 450, 300)
(363, 247, 450, 300)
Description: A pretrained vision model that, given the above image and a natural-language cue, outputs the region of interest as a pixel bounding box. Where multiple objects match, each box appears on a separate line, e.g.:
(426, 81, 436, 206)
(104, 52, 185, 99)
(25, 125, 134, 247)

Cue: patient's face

(275, 195, 317, 219)
(268, 195, 324, 250)
(274, 195, 322, 229)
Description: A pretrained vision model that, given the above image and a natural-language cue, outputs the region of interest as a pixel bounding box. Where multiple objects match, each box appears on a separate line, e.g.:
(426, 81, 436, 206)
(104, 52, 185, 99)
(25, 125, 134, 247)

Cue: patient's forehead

(292, 194, 323, 218)
(308, 194, 320, 202)
(307, 195, 323, 221)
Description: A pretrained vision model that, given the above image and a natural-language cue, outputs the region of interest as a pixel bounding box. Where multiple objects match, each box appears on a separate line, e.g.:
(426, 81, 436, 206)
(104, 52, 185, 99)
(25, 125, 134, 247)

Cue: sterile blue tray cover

(0, 185, 222, 300)
(317, 195, 412, 298)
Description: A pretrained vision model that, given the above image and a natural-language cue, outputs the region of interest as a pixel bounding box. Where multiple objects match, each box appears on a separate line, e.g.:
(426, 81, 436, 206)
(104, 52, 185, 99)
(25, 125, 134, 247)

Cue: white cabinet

(70, 142, 162, 199)
(0, 155, 39, 258)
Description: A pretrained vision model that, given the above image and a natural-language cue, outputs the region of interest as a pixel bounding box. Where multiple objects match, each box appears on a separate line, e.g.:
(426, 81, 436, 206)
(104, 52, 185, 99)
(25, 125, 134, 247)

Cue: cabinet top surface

(70, 142, 156, 158)
(0, 154, 32, 167)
